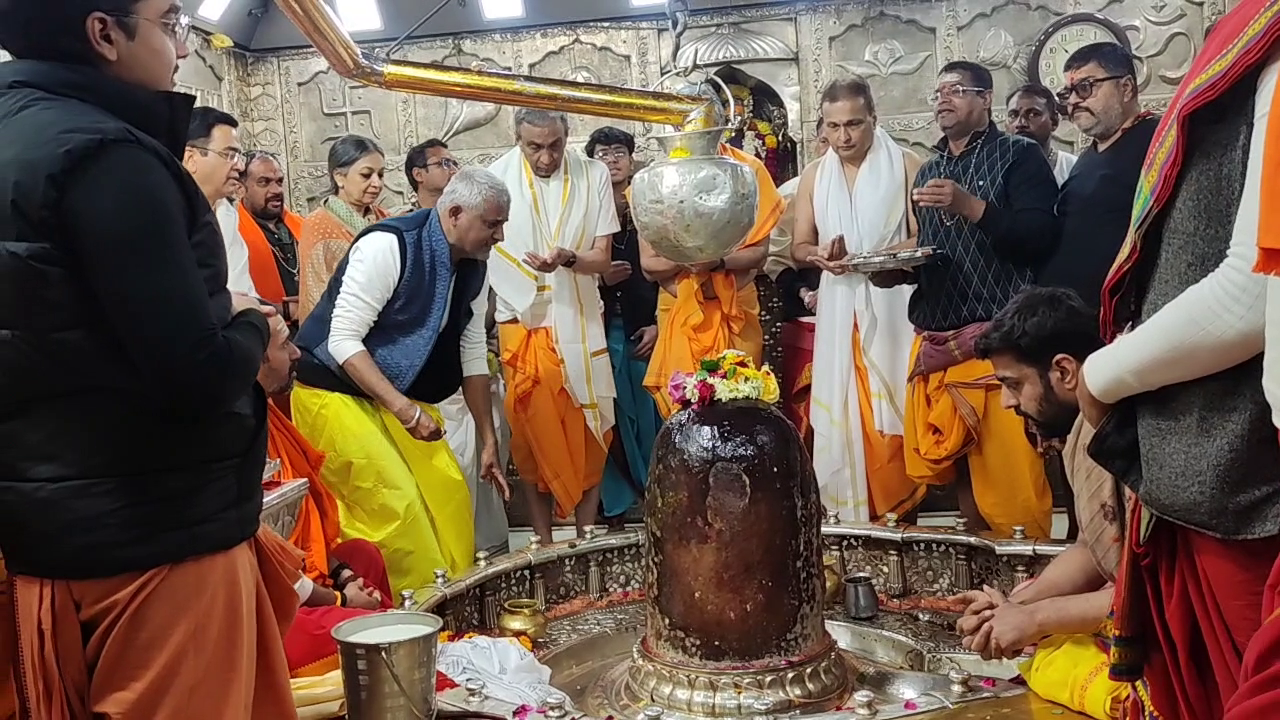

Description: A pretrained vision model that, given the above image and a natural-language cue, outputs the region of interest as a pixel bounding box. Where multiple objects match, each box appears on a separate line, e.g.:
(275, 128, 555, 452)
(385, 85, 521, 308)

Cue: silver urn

(630, 127, 760, 264)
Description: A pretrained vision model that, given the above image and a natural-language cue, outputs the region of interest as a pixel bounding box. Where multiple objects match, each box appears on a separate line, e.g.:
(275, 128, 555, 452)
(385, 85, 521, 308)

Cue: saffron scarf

(1099, 0, 1280, 339)
(237, 202, 304, 306)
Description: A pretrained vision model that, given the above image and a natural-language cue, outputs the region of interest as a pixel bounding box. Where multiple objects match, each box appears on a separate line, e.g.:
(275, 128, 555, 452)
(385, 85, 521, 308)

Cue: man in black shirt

(0, 0, 290, 716)
(586, 126, 661, 525)
(877, 61, 1058, 538)
(1044, 42, 1158, 313)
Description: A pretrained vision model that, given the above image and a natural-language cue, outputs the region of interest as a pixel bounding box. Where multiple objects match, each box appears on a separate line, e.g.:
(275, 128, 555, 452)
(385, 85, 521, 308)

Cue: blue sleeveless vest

(295, 209, 486, 395)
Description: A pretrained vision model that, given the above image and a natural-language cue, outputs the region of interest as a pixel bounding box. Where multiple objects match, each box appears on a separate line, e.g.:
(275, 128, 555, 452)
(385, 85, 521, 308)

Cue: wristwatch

(562, 251, 579, 269)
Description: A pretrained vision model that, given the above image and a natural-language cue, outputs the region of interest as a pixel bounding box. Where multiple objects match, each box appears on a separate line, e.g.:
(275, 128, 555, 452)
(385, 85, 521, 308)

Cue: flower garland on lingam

(667, 349, 781, 410)
(727, 84, 782, 181)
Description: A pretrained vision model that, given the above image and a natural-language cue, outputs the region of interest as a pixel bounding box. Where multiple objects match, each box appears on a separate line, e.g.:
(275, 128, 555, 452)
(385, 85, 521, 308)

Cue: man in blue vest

(291, 166, 511, 593)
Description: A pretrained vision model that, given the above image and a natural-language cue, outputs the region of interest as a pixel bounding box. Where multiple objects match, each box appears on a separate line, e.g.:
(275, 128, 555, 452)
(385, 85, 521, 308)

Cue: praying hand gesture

(949, 585, 1042, 661)
(811, 234, 849, 276)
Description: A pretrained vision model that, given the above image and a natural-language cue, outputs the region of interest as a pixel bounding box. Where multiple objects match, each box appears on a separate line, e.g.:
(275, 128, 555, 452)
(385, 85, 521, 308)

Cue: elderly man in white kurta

(791, 78, 924, 522)
(489, 108, 619, 544)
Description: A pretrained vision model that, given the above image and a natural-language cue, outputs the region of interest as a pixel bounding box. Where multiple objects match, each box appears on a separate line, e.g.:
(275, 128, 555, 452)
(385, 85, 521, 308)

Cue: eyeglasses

(1056, 75, 1126, 103)
(927, 85, 989, 105)
(106, 12, 193, 45)
(189, 145, 245, 166)
(593, 149, 631, 161)
(426, 158, 461, 171)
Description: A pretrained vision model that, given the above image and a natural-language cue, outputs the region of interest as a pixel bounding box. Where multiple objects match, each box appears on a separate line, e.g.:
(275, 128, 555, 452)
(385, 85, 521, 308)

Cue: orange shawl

(236, 203, 303, 306)
(642, 145, 783, 405)
(1255, 51, 1280, 275)
(296, 204, 389, 322)
(266, 402, 341, 585)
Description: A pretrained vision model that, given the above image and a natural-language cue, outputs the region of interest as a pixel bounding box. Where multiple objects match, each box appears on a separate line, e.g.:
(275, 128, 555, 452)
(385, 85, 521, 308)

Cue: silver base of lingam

(616, 637, 852, 717)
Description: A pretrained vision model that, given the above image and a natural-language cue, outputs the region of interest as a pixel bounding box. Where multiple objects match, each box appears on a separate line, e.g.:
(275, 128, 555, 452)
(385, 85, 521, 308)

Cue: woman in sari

(297, 135, 389, 322)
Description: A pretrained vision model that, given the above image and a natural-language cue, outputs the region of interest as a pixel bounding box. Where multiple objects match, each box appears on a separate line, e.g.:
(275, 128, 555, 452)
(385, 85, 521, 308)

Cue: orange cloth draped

(1224, 545, 1280, 718)
(267, 402, 341, 586)
(642, 145, 783, 419)
(237, 202, 303, 306)
(903, 332, 1052, 537)
(283, 539, 394, 678)
(854, 327, 925, 519)
(0, 562, 15, 720)
(500, 323, 610, 518)
(1113, 506, 1280, 720)
(297, 205, 389, 322)
(1256, 61, 1280, 274)
(782, 320, 814, 448)
(12, 528, 298, 719)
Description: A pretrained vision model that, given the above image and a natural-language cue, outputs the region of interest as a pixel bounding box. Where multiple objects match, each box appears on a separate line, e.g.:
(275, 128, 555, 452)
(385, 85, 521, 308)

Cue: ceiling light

(630, 0, 668, 6)
(195, 0, 234, 22)
(479, 0, 525, 21)
(335, 0, 384, 32)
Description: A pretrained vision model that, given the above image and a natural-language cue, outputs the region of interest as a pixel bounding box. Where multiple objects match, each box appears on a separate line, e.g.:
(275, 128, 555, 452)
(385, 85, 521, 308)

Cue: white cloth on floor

(437, 636, 570, 710)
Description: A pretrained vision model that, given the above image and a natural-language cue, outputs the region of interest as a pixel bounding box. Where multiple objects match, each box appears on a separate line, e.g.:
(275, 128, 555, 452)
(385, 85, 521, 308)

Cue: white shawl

(810, 128, 915, 521)
(488, 148, 615, 444)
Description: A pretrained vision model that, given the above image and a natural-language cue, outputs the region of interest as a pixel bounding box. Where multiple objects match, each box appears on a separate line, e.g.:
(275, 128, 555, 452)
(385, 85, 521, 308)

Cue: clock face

(1034, 20, 1125, 92)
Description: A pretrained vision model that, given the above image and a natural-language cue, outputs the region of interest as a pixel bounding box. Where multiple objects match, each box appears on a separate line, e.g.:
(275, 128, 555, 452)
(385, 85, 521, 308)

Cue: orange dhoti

(644, 283, 765, 419)
(11, 529, 298, 719)
(1, 561, 15, 720)
(851, 326, 922, 519)
(903, 330, 1051, 537)
(500, 323, 610, 518)
(782, 319, 814, 448)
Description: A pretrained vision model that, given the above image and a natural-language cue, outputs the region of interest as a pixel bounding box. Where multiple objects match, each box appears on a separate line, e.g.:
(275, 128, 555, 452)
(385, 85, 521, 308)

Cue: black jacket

(0, 61, 272, 579)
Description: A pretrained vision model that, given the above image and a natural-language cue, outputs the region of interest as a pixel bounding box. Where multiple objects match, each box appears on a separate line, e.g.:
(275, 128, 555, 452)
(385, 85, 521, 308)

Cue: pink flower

(903, 700, 918, 711)
(667, 372, 691, 408)
(979, 677, 997, 688)
(694, 380, 715, 407)
(513, 705, 534, 720)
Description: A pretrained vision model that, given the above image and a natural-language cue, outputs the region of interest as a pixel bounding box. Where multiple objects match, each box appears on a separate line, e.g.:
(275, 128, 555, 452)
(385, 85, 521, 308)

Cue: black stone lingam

(625, 399, 850, 716)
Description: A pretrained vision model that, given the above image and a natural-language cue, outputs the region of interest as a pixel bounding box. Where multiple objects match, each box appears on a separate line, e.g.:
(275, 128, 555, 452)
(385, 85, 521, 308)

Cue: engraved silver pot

(629, 127, 759, 264)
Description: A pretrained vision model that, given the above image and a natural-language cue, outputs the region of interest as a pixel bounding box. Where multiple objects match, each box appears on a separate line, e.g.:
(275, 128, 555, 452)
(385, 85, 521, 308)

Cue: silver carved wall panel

(220, 0, 1214, 216)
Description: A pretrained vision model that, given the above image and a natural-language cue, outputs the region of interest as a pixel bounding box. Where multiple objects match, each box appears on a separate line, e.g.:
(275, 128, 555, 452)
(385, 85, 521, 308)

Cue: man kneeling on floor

(954, 287, 1129, 719)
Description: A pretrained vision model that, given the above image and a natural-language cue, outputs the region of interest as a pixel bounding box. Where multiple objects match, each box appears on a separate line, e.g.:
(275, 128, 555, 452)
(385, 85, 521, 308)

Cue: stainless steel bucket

(332, 611, 445, 720)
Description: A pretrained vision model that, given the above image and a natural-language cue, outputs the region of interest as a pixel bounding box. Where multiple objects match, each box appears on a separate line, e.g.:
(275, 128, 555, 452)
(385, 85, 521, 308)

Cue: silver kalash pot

(628, 74, 760, 264)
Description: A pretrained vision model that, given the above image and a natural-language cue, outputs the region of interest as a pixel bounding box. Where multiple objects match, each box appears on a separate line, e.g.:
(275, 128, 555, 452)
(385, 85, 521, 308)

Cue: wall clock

(1028, 13, 1132, 93)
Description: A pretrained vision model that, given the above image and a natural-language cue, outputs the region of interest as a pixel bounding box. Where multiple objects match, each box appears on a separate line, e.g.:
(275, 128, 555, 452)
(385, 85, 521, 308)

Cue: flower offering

(667, 349, 781, 411)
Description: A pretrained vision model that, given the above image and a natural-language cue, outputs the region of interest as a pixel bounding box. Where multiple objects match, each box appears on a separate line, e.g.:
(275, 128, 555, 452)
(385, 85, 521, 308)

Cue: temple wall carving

(216, 0, 1215, 212)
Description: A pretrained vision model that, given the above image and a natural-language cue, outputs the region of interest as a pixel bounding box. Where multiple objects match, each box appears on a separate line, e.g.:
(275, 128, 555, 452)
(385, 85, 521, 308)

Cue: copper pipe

(272, 0, 718, 130)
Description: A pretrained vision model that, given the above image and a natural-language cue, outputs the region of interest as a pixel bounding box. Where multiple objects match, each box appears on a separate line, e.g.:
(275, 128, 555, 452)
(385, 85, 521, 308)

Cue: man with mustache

(950, 287, 1131, 714)
(239, 150, 304, 326)
(1004, 83, 1076, 185)
(1040, 42, 1157, 316)
(874, 61, 1059, 537)
(488, 109, 619, 544)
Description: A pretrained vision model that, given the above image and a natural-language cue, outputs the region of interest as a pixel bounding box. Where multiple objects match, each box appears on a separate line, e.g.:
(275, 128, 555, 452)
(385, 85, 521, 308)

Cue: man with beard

(956, 288, 1119, 653)
(1077, 1, 1280, 716)
(1004, 83, 1076, 184)
(875, 61, 1058, 537)
(238, 151, 304, 323)
(950, 287, 1131, 716)
(1041, 42, 1157, 314)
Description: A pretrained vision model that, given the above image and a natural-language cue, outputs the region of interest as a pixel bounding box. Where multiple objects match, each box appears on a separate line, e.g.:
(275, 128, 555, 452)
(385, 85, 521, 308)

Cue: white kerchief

(810, 127, 915, 521)
(488, 147, 615, 444)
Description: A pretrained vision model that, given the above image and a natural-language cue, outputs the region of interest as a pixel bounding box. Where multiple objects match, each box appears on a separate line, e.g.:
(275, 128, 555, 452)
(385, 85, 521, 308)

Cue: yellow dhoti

(903, 334, 1052, 537)
(290, 385, 474, 589)
(500, 323, 610, 518)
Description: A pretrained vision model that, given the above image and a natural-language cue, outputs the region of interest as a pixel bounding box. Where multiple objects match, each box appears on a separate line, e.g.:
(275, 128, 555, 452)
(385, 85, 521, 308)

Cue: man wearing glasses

(405, 137, 460, 211)
(1040, 42, 1157, 316)
(183, 106, 258, 297)
(0, 2, 295, 717)
(874, 60, 1059, 539)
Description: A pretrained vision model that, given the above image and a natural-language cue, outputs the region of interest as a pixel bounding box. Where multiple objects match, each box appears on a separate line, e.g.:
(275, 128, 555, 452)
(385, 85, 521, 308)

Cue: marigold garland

(667, 349, 780, 411)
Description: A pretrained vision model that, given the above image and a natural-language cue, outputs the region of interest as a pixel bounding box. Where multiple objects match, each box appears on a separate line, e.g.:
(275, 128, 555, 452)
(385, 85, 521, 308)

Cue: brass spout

(273, 0, 720, 131)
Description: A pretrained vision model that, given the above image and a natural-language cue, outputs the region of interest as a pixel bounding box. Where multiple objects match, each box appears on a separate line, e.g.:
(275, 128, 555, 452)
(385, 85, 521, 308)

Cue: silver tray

(841, 246, 936, 273)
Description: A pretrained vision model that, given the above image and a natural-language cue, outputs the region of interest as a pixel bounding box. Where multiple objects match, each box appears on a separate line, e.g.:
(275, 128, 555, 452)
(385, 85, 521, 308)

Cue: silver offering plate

(842, 246, 936, 273)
